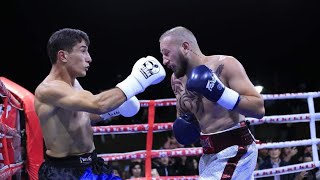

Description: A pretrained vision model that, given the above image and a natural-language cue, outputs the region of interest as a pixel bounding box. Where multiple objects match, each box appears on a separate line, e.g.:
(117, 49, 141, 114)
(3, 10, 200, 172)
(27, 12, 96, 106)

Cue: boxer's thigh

(232, 143, 258, 180)
(199, 145, 238, 179)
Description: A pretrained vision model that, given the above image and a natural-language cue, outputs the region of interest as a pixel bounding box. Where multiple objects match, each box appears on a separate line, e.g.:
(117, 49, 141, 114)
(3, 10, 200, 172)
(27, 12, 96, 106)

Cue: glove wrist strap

(116, 75, 144, 100)
(217, 87, 240, 110)
(100, 108, 121, 120)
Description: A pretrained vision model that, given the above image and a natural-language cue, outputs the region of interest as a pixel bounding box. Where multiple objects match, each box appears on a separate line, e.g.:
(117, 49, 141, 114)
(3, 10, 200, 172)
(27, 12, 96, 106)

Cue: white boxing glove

(100, 96, 140, 120)
(116, 56, 166, 99)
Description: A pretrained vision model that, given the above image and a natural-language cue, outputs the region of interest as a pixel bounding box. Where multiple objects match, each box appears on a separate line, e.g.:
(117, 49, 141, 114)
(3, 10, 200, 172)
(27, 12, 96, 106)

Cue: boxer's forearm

(234, 95, 265, 119)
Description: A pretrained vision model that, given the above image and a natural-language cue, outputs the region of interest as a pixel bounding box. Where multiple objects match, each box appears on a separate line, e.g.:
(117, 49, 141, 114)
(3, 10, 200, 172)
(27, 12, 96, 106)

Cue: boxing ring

(95, 92, 320, 179)
(0, 77, 43, 180)
(0, 76, 320, 179)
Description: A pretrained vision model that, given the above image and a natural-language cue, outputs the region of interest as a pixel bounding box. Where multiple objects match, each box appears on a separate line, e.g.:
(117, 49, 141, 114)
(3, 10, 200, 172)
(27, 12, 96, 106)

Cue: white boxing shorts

(198, 122, 258, 180)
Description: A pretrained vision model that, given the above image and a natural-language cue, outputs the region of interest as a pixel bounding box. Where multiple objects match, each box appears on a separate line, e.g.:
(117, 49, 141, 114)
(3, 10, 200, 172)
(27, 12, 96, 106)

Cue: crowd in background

(2, 78, 320, 179)
(104, 133, 320, 180)
(93, 80, 320, 179)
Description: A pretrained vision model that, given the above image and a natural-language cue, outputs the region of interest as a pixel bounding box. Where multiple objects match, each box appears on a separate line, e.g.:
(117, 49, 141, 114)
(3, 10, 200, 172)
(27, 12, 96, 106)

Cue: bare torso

(172, 55, 244, 134)
(34, 78, 95, 157)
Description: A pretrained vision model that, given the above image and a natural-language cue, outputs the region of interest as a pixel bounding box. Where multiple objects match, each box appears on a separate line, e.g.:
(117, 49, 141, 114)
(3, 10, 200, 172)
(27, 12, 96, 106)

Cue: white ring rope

(0, 162, 24, 180)
(0, 123, 19, 137)
(93, 113, 320, 135)
(139, 92, 320, 107)
(94, 91, 320, 179)
(254, 162, 316, 178)
(0, 79, 23, 179)
(0, 80, 22, 110)
(93, 123, 172, 135)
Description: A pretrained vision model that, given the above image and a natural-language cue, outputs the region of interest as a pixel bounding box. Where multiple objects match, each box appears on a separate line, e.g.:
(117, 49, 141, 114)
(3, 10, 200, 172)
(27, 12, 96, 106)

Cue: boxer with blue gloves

(173, 112, 200, 145)
(160, 26, 265, 179)
(186, 65, 240, 111)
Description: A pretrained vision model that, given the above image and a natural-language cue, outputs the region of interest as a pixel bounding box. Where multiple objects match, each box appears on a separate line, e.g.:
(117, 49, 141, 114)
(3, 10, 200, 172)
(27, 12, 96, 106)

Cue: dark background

(7, 0, 320, 100)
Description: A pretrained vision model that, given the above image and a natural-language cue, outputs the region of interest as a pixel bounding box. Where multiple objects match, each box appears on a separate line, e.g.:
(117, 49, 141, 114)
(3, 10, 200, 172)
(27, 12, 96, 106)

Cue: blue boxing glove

(173, 113, 200, 145)
(186, 65, 240, 110)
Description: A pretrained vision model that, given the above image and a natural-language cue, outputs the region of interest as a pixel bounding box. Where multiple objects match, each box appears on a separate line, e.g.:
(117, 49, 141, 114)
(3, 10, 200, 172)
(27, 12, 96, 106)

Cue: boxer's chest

(173, 76, 205, 115)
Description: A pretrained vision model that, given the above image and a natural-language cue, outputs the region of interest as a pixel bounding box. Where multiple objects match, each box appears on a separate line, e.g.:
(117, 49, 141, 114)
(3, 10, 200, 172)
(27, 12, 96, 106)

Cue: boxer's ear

(182, 41, 189, 50)
(58, 50, 68, 63)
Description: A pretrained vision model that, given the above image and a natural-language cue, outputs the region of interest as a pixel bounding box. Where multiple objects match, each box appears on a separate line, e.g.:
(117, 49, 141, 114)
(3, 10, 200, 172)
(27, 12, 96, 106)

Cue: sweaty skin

(34, 40, 126, 158)
(160, 26, 264, 180)
(171, 55, 262, 134)
(35, 79, 95, 157)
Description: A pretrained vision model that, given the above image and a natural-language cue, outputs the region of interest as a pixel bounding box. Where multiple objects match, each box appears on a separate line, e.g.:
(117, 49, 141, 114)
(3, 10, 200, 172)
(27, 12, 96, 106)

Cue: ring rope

(2, 74, 320, 179)
(96, 91, 320, 179)
(0, 77, 43, 180)
(0, 79, 23, 179)
(0, 81, 22, 110)
(93, 113, 320, 135)
(0, 123, 19, 137)
(0, 162, 24, 180)
(139, 92, 320, 108)
(306, 96, 319, 167)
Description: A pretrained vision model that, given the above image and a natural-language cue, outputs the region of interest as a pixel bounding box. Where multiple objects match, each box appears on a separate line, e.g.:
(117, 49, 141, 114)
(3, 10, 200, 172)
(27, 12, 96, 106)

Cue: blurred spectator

(151, 168, 160, 177)
(174, 156, 199, 175)
(259, 148, 295, 180)
(111, 166, 122, 179)
(162, 135, 184, 149)
(128, 161, 144, 179)
(281, 147, 299, 164)
(304, 146, 313, 154)
(298, 146, 313, 163)
(258, 147, 270, 166)
(294, 152, 319, 180)
(122, 159, 144, 179)
(152, 157, 177, 176)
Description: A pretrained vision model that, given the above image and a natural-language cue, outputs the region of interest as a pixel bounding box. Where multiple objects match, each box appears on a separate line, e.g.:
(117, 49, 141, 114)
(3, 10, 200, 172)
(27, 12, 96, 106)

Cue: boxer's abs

(45, 136, 95, 158)
(42, 118, 95, 158)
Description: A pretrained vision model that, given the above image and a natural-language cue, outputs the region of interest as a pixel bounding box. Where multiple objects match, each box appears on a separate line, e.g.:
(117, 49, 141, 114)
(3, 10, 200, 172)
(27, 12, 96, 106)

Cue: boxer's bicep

(37, 80, 126, 114)
(225, 57, 258, 97)
(53, 89, 123, 114)
(37, 83, 95, 112)
(37, 81, 97, 112)
(225, 57, 265, 118)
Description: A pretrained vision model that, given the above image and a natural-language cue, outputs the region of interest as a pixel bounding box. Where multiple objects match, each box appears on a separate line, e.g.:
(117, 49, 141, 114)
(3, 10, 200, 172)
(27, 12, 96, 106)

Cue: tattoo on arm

(215, 64, 224, 77)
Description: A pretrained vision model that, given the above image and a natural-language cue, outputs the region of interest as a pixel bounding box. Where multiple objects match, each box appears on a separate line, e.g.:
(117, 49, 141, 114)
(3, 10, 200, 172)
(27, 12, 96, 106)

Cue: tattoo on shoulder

(171, 76, 183, 96)
(215, 64, 224, 77)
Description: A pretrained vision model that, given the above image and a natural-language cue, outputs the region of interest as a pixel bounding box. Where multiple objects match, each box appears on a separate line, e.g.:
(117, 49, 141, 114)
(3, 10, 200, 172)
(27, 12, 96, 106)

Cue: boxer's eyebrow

(161, 49, 169, 55)
(79, 45, 88, 51)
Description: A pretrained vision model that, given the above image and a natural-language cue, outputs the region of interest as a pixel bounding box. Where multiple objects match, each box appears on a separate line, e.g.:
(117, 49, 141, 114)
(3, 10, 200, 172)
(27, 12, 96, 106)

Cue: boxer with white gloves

(100, 96, 140, 120)
(35, 28, 167, 180)
(116, 56, 166, 100)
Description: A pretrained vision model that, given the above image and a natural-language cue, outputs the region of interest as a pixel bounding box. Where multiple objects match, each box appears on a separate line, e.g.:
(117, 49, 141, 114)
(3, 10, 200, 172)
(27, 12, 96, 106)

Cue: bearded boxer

(159, 26, 265, 180)
(34, 28, 166, 180)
